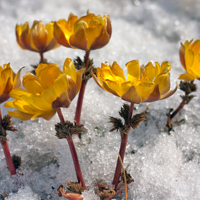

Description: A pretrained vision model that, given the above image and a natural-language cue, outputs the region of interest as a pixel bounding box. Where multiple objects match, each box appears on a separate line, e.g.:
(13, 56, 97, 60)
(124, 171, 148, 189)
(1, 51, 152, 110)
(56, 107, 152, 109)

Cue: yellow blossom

(92, 60, 177, 104)
(54, 11, 112, 51)
(5, 58, 85, 121)
(178, 39, 200, 81)
(16, 21, 60, 53)
(0, 63, 22, 103)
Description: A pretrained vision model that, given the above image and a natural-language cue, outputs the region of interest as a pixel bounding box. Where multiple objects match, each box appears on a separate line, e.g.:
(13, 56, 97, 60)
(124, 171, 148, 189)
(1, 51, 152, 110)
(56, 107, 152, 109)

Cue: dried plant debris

(55, 121, 86, 139)
(109, 116, 123, 132)
(130, 112, 147, 129)
(0, 115, 17, 141)
(166, 108, 185, 134)
(119, 104, 130, 122)
(66, 181, 85, 194)
(74, 56, 95, 80)
(12, 154, 22, 170)
(98, 189, 116, 200)
(56, 184, 83, 199)
(179, 81, 196, 95)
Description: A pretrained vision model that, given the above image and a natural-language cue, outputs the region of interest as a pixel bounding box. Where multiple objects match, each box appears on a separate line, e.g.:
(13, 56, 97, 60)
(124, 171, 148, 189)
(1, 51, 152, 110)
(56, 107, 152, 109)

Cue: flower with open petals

(92, 60, 177, 104)
(0, 63, 22, 104)
(16, 21, 60, 53)
(54, 11, 112, 51)
(5, 58, 85, 121)
(178, 39, 200, 82)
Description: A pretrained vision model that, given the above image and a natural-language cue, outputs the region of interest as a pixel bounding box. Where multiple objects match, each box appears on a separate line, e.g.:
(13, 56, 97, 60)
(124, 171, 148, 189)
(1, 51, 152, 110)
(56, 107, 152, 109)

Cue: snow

(0, 0, 200, 199)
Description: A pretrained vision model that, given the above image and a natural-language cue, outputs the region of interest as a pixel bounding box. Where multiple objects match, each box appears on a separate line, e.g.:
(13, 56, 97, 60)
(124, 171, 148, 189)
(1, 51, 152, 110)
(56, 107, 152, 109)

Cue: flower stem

(74, 50, 90, 125)
(112, 103, 134, 190)
(56, 108, 87, 189)
(0, 107, 16, 175)
(39, 52, 45, 63)
(66, 136, 87, 190)
(84, 50, 90, 70)
(57, 108, 65, 124)
(1, 140, 16, 175)
(74, 79, 87, 125)
(170, 99, 185, 119)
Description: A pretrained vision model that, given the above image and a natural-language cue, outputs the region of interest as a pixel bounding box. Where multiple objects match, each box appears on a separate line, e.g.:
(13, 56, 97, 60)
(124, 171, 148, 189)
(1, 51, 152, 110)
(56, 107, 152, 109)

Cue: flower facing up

(54, 11, 112, 51)
(5, 58, 85, 121)
(178, 39, 200, 82)
(16, 21, 60, 53)
(92, 60, 177, 104)
(0, 63, 22, 104)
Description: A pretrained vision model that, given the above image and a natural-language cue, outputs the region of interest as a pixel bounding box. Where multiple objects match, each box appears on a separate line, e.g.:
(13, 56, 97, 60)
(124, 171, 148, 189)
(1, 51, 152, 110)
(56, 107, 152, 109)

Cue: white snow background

(0, 0, 200, 199)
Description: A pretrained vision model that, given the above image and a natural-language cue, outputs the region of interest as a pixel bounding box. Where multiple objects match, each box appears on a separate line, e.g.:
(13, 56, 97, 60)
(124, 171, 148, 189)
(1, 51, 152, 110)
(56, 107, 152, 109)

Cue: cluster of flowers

(0, 10, 200, 200)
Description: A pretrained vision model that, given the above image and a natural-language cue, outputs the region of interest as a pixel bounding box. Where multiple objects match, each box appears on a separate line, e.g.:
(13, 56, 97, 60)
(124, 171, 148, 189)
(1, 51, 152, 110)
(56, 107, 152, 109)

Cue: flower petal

(105, 14, 112, 37)
(66, 75, 77, 101)
(13, 67, 24, 89)
(31, 21, 48, 52)
(9, 88, 32, 99)
(179, 42, 186, 70)
(185, 49, 194, 71)
(160, 82, 178, 100)
(102, 81, 119, 96)
(121, 85, 142, 104)
(52, 91, 71, 109)
(53, 73, 69, 97)
(90, 26, 110, 50)
(143, 62, 155, 81)
(178, 73, 195, 81)
(126, 60, 141, 81)
(31, 110, 56, 121)
(54, 21, 72, 48)
(0, 77, 12, 103)
(110, 61, 126, 81)
(23, 72, 44, 94)
(4, 100, 15, 108)
(35, 63, 61, 89)
(190, 39, 200, 56)
(75, 68, 85, 94)
(7, 109, 33, 121)
(91, 69, 105, 90)
(154, 73, 170, 95)
(190, 53, 200, 77)
(69, 26, 88, 50)
(63, 58, 77, 83)
(143, 84, 160, 102)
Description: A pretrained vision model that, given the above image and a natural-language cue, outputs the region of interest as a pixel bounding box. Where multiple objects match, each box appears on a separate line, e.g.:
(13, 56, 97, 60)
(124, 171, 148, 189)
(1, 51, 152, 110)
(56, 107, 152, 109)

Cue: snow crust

(0, 0, 200, 199)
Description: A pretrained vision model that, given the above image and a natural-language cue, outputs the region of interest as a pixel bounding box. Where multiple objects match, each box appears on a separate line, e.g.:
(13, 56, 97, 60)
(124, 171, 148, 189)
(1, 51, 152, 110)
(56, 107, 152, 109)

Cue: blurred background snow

(0, 0, 200, 199)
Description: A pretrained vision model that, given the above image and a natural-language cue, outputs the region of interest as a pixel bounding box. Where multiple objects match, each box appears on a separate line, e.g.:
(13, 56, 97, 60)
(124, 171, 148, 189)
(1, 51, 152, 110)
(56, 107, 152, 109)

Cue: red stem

(39, 52, 45, 63)
(74, 79, 87, 125)
(170, 99, 185, 119)
(57, 108, 87, 189)
(66, 136, 87, 190)
(74, 50, 90, 125)
(112, 129, 131, 190)
(112, 102, 134, 190)
(84, 50, 90, 69)
(1, 140, 16, 175)
(57, 108, 65, 124)
(0, 106, 2, 125)
(0, 107, 16, 175)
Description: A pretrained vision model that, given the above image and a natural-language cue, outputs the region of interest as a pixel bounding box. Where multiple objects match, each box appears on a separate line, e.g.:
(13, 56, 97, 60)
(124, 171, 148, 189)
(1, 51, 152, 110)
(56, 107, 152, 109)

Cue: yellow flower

(5, 58, 85, 121)
(0, 63, 22, 103)
(16, 21, 60, 53)
(178, 39, 200, 81)
(92, 60, 177, 104)
(54, 11, 112, 51)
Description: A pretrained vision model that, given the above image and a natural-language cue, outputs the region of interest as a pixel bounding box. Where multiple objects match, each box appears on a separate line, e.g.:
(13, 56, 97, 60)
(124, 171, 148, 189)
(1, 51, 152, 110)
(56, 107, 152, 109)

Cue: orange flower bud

(16, 21, 60, 53)
(54, 11, 112, 51)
